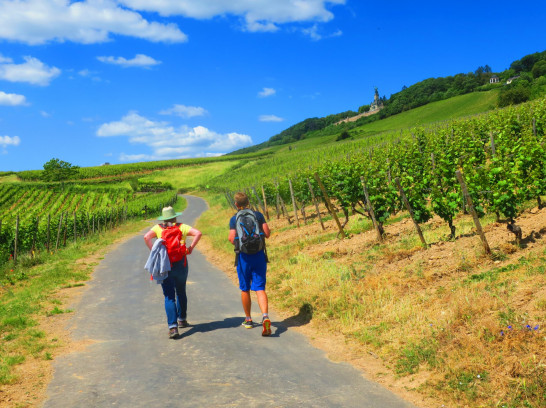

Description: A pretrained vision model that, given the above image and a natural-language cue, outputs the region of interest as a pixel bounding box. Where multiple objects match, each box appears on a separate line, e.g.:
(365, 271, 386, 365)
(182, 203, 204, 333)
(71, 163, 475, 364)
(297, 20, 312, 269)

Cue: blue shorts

(237, 251, 267, 291)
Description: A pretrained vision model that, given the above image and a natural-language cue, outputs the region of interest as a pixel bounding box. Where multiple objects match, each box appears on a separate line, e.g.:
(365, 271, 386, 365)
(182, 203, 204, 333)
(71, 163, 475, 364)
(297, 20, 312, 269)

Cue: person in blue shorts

(228, 192, 272, 336)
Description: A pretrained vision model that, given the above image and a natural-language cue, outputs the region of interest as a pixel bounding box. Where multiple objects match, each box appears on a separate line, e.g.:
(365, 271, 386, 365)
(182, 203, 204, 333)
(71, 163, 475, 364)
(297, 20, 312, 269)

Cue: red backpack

(160, 223, 187, 265)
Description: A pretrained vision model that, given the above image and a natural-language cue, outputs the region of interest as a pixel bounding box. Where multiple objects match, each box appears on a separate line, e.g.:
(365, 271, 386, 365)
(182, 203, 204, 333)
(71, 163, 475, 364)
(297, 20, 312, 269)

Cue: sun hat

(157, 206, 182, 221)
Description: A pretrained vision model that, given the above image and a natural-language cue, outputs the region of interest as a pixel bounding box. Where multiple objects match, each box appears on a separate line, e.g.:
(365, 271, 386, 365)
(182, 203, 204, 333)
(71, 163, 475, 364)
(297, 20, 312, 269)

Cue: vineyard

(0, 183, 177, 266)
(15, 151, 272, 182)
(214, 98, 546, 249)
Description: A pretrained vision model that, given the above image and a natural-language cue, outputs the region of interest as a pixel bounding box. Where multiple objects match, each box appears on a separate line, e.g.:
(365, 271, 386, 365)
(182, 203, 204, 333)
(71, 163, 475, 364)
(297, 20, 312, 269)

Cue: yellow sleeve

(179, 224, 192, 242)
(151, 224, 163, 238)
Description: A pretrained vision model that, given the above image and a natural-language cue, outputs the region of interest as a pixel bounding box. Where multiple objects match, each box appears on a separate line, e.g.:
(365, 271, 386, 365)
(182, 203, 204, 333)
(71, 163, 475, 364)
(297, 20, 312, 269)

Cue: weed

(396, 338, 439, 375)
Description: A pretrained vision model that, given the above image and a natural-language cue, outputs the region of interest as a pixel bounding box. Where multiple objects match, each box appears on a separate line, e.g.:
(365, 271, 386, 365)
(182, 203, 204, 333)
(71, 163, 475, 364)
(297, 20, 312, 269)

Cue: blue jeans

(161, 259, 188, 328)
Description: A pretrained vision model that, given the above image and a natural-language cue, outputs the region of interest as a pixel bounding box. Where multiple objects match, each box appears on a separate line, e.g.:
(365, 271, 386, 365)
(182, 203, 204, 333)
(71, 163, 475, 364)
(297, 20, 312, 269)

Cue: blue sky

(0, 1, 545, 172)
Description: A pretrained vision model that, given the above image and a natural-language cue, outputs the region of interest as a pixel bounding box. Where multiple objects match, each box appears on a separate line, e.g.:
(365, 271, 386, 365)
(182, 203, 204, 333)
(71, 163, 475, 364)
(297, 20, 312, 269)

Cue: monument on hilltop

(369, 87, 384, 113)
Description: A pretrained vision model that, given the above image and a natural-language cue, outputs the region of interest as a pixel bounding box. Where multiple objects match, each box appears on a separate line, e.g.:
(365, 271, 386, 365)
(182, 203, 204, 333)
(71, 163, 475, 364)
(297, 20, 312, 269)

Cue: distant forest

(230, 50, 546, 154)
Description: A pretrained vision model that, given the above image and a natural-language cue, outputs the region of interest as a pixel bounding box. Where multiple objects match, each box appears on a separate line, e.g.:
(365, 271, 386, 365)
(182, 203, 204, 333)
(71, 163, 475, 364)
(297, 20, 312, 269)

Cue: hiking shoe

(262, 318, 272, 337)
(169, 327, 179, 339)
(178, 320, 189, 328)
(242, 319, 253, 329)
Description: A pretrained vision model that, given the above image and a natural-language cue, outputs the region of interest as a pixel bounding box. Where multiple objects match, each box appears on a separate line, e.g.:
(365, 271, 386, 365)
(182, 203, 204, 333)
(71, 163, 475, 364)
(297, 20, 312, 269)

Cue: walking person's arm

(186, 227, 202, 254)
(144, 229, 156, 250)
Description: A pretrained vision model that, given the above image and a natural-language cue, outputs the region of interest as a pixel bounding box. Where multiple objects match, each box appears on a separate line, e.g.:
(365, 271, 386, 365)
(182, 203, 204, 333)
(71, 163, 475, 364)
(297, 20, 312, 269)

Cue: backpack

(235, 209, 264, 254)
(160, 223, 187, 265)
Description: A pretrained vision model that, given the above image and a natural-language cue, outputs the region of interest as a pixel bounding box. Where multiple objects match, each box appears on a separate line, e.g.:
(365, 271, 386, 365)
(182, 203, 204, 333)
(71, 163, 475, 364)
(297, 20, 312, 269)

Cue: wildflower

(533, 325, 539, 331)
(508, 325, 512, 330)
(500, 330, 504, 336)
(477, 374, 481, 379)
(526, 325, 531, 330)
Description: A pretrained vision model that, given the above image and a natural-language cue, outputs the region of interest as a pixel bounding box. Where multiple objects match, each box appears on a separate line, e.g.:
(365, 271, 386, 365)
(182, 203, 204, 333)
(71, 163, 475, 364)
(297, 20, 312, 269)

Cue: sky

(0, 1, 545, 172)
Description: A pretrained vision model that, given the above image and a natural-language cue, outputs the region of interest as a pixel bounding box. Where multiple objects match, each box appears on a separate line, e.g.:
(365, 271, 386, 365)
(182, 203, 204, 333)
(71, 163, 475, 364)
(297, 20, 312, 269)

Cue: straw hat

(157, 206, 182, 221)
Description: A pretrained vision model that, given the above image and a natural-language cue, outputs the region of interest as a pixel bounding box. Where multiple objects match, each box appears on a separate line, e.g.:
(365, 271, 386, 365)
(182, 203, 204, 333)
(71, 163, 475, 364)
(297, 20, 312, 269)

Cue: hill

(232, 49, 546, 155)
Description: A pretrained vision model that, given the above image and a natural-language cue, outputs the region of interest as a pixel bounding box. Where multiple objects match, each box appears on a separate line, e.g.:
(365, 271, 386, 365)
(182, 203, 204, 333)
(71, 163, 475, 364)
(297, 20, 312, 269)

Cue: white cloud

(301, 24, 342, 40)
(97, 54, 161, 68)
(159, 104, 207, 118)
(0, 135, 21, 148)
(258, 87, 276, 98)
(0, 56, 61, 86)
(0, 91, 28, 106)
(259, 114, 283, 122)
(0, 0, 187, 45)
(97, 111, 252, 159)
(78, 69, 102, 81)
(118, 0, 346, 32)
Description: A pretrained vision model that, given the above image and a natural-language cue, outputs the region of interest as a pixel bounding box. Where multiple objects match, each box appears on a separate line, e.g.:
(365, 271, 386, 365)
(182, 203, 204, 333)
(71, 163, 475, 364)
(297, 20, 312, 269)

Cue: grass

(139, 160, 242, 191)
(351, 90, 499, 136)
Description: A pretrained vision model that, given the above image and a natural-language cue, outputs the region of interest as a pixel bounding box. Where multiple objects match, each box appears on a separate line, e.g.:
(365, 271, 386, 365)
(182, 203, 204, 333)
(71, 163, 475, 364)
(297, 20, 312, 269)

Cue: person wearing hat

(144, 206, 202, 339)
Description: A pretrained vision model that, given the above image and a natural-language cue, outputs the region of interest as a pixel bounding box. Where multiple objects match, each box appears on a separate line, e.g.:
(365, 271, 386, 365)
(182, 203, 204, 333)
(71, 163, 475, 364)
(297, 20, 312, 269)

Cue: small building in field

(490, 75, 499, 84)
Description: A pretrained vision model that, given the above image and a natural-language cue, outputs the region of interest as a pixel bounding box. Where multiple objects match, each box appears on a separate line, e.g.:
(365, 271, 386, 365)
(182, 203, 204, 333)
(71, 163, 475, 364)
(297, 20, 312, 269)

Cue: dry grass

(198, 193, 546, 408)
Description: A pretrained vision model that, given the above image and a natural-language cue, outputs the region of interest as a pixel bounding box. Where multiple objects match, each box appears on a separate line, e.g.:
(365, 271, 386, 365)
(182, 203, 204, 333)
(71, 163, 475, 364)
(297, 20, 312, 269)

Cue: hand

(186, 246, 193, 255)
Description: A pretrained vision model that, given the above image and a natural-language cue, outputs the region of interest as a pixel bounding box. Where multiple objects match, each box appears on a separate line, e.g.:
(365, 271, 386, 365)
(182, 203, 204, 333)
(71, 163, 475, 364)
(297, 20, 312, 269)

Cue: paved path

(44, 195, 416, 408)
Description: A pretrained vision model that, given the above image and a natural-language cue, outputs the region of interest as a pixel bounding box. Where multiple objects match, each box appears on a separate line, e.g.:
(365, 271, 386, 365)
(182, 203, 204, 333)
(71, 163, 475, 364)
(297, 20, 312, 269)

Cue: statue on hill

(369, 87, 384, 113)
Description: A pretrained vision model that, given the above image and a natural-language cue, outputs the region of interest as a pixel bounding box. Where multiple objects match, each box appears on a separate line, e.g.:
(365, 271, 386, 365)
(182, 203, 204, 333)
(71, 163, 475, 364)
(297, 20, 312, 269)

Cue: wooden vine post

(306, 177, 325, 230)
(56, 213, 63, 250)
(455, 170, 491, 255)
(32, 216, 39, 255)
(14, 215, 19, 263)
(261, 185, 270, 221)
(251, 186, 264, 214)
(46, 214, 51, 253)
(275, 182, 291, 223)
(288, 179, 300, 227)
(360, 177, 383, 242)
(314, 173, 346, 239)
(395, 177, 427, 248)
(73, 212, 77, 243)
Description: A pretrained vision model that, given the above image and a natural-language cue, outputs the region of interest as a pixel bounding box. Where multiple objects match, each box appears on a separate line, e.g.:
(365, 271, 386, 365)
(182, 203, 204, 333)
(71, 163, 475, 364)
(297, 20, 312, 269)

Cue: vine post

(261, 185, 270, 221)
(360, 177, 383, 242)
(275, 182, 291, 224)
(32, 216, 39, 255)
(455, 170, 491, 255)
(395, 177, 427, 248)
(73, 212, 77, 243)
(14, 215, 19, 263)
(306, 177, 325, 230)
(288, 179, 300, 227)
(47, 214, 51, 253)
(314, 173, 346, 239)
(56, 213, 63, 250)
(252, 186, 266, 218)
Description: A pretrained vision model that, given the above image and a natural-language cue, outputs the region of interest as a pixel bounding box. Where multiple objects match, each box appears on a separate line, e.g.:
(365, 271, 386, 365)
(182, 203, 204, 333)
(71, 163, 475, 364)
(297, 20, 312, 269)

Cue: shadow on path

(177, 316, 242, 339)
(271, 303, 313, 338)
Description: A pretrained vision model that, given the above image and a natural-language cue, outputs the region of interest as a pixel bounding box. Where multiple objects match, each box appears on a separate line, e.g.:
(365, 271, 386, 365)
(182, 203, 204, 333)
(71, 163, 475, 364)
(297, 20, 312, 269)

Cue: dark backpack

(235, 209, 264, 254)
(160, 223, 187, 265)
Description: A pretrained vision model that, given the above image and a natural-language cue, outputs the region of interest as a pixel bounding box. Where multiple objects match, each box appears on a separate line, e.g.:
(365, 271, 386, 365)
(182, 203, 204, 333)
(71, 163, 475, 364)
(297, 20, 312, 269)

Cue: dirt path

(42, 195, 416, 408)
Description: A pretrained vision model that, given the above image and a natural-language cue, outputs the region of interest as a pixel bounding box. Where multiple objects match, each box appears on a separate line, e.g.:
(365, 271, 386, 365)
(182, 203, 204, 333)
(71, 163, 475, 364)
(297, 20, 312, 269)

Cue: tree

(532, 60, 546, 78)
(41, 158, 80, 188)
(497, 86, 531, 107)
